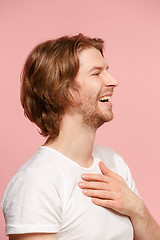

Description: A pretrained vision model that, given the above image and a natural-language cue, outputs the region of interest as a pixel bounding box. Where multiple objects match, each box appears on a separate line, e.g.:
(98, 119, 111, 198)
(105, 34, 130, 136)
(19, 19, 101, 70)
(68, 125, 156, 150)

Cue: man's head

(21, 33, 105, 138)
(71, 47, 118, 129)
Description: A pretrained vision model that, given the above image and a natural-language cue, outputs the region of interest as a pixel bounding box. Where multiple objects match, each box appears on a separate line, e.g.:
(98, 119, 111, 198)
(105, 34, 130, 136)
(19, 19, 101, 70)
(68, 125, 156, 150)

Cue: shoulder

(1, 153, 62, 236)
(2, 148, 63, 205)
(1, 148, 63, 224)
(13, 147, 64, 182)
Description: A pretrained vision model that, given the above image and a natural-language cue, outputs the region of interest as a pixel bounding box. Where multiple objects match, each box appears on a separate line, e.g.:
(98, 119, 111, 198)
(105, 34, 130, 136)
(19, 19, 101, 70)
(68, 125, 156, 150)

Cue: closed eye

(91, 72, 101, 76)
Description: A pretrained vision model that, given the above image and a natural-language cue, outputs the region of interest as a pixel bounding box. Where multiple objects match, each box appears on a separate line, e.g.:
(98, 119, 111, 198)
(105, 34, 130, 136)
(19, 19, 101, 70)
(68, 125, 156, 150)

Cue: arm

(78, 161, 160, 240)
(130, 205, 160, 240)
(9, 233, 57, 240)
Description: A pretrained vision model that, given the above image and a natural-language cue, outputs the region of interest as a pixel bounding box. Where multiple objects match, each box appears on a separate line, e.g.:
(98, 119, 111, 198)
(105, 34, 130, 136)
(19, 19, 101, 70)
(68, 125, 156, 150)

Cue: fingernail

(78, 182, 84, 187)
(81, 174, 87, 179)
(83, 189, 88, 194)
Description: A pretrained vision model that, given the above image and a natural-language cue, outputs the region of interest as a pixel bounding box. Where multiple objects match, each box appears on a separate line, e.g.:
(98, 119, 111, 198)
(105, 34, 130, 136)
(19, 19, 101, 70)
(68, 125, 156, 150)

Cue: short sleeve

(1, 168, 61, 235)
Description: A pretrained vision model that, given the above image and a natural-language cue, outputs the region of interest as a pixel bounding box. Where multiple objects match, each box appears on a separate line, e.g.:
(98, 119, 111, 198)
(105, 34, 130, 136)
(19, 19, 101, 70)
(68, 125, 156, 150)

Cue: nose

(104, 72, 119, 87)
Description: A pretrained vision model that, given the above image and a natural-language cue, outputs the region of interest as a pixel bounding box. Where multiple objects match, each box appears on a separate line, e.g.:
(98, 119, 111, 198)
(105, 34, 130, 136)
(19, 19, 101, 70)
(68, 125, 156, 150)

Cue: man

(1, 34, 160, 240)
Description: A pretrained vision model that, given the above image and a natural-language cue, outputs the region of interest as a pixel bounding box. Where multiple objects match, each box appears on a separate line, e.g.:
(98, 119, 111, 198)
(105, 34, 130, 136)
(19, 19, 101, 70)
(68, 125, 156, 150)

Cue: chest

(57, 181, 134, 240)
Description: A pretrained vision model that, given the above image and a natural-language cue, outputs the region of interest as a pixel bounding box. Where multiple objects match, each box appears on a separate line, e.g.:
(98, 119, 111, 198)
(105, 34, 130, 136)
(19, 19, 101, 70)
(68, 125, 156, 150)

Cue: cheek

(87, 79, 103, 96)
(75, 78, 104, 100)
(89, 77, 104, 88)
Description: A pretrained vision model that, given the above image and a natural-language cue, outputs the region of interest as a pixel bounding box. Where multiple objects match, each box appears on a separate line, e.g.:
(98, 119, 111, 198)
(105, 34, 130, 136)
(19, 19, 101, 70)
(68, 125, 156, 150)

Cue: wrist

(130, 198, 146, 220)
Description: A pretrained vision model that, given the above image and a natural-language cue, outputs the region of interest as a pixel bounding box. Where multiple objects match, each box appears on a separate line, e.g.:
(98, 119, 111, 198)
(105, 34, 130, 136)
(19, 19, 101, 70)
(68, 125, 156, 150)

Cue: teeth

(99, 96, 111, 101)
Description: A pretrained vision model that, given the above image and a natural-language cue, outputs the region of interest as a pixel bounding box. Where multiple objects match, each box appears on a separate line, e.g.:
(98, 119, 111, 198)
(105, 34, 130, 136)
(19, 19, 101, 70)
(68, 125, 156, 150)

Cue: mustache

(97, 87, 114, 98)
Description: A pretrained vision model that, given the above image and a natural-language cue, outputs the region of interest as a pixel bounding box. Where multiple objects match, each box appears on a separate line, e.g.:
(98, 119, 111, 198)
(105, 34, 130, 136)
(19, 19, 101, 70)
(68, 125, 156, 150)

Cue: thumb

(99, 161, 115, 177)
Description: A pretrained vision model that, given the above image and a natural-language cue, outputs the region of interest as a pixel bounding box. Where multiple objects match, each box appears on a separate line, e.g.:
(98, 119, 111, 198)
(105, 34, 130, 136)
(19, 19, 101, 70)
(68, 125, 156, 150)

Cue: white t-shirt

(1, 145, 139, 239)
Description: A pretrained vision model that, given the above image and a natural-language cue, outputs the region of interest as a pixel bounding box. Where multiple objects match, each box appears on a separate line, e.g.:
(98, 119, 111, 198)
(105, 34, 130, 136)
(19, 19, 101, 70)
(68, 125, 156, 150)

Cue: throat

(44, 127, 95, 168)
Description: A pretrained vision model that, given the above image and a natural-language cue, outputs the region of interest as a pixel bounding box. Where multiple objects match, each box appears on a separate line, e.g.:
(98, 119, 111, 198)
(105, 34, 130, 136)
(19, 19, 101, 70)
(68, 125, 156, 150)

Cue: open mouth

(99, 96, 111, 103)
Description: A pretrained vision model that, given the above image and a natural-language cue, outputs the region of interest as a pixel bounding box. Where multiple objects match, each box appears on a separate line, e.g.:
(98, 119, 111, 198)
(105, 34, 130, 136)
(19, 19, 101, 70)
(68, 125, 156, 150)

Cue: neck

(44, 113, 96, 168)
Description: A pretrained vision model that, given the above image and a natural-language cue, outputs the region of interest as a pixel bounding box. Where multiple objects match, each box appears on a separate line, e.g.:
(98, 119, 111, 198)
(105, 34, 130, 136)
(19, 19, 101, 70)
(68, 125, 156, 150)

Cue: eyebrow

(88, 65, 109, 73)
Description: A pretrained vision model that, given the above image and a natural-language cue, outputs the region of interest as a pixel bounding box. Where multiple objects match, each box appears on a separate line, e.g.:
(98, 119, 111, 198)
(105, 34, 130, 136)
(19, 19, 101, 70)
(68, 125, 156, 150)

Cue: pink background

(1, 0, 160, 239)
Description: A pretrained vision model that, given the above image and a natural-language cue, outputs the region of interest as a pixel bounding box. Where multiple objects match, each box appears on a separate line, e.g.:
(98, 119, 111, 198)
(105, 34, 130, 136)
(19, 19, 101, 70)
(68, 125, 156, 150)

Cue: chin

(101, 109, 114, 122)
(91, 113, 114, 129)
(106, 112, 114, 122)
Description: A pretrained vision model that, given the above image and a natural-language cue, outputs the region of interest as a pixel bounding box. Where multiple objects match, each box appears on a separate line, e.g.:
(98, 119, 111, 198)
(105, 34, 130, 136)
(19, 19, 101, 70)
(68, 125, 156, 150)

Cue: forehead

(78, 47, 108, 70)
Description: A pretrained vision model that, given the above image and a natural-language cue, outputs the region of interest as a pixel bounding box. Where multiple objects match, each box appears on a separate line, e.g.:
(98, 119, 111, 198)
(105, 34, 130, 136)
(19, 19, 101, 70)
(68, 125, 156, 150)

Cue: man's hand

(79, 161, 160, 239)
(78, 161, 144, 218)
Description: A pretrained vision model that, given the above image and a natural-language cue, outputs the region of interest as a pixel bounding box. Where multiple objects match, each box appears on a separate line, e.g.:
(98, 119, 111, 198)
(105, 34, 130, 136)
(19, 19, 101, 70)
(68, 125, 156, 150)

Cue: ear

(68, 84, 80, 101)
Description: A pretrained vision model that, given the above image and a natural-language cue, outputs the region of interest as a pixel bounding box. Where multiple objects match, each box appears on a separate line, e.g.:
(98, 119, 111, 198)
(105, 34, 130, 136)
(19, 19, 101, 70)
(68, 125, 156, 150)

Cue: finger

(78, 181, 111, 191)
(81, 173, 111, 183)
(99, 161, 119, 178)
(82, 189, 114, 200)
(91, 198, 116, 209)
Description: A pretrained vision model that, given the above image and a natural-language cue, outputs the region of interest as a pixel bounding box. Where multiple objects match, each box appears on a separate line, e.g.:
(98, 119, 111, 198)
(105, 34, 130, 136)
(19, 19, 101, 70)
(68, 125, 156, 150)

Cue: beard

(75, 95, 114, 129)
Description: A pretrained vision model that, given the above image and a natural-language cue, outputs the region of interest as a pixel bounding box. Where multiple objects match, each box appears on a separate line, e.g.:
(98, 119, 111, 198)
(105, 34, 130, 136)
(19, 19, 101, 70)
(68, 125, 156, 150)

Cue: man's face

(70, 47, 119, 129)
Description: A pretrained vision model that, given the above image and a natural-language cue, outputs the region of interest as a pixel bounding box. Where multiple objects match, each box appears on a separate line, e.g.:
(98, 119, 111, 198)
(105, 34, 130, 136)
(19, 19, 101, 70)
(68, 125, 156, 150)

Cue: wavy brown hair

(20, 33, 104, 138)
